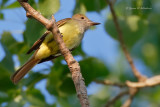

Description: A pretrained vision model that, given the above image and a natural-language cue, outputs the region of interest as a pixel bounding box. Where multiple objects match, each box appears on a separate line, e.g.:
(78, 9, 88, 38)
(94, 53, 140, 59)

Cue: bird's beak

(89, 21, 100, 26)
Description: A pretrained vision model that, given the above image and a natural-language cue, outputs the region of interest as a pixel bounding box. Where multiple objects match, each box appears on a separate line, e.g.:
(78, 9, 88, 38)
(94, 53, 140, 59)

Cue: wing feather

(26, 18, 71, 54)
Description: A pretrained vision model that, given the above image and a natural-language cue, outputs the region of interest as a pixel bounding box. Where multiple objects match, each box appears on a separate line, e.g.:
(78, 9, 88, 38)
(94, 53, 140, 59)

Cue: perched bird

(11, 14, 100, 84)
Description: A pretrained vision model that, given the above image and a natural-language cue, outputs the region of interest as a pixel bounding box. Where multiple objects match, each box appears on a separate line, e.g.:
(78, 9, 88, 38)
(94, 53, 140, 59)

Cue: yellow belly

(35, 21, 83, 59)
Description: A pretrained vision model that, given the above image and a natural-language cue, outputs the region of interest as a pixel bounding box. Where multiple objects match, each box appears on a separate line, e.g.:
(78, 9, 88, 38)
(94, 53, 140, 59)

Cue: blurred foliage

(24, 19, 46, 47)
(73, 0, 107, 13)
(0, 0, 160, 107)
(105, 15, 148, 47)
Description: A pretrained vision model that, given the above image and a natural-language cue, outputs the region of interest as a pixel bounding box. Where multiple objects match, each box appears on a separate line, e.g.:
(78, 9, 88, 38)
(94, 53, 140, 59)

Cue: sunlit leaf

(38, 0, 60, 17)
(105, 15, 148, 47)
(4, 1, 21, 9)
(78, 0, 107, 12)
(73, 2, 86, 14)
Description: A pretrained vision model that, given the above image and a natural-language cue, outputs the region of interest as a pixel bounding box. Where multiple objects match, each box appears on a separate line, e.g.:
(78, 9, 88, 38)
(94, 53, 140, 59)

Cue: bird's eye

(81, 17, 84, 19)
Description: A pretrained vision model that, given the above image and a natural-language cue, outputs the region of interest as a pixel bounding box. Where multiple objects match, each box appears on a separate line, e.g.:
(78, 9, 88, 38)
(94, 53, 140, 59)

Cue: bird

(11, 14, 100, 84)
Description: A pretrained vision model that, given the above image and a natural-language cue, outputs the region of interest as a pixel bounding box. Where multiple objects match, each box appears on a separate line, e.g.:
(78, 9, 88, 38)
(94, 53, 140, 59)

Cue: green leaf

(47, 57, 108, 96)
(59, 77, 75, 95)
(80, 57, 109, 85)
(0, 33, 15, 72)
(58, 97, 73, 107)
(1, 32, 26, 54)
(26, 88, 47, 106)
(142, 43, 158, 68)
(113, 0, 152, 18)
(46, 64, 70, 96)
(6, 101, 25, 107)
(0, 13, 4, 19)
(57, 96, 81, 107)
(38, 0, 60, 17)
(89, 86, 109, 107)
(0, 50, 14, 73)
(78, 0, 107, 12)
(0, 91, 9, 103)
(4, 2, 21, 9)
(23, 72, 48, 88)
(73, 2, 86, 14)
(18, 54, 32, 67)
(148, 13, 160, 35)
(0, 45, 15, 92)
(105, 15, 148, 47)
(1, 32, 29, 70)
(46, 57, 76, 96)
(72, 44, 86, 57)
(0, 63, 15, 92)
(1, 32, 17, 49)
(47, 58, 76, 96)
(0, 0, 8, 8)
(23, 19, 46, 47)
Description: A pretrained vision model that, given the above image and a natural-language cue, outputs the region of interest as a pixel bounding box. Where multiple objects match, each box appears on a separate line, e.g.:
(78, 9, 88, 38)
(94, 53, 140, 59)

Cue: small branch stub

(26, 12, 32, 18)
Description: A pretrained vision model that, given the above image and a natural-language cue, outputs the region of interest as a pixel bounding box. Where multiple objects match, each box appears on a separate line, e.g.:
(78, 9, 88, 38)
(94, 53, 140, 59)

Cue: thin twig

(106, 0, 147, 82)
(17, 0, 89, 106)
(95, 80, 126, 88)
(126, 75, 160, 88)
(105, 0, 147, 106)
(105, 90, 129, 107)
(122, 88, 138, 107)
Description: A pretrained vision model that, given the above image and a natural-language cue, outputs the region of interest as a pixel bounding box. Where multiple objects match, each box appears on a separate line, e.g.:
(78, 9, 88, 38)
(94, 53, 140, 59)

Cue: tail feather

(11, 57, 40, 84)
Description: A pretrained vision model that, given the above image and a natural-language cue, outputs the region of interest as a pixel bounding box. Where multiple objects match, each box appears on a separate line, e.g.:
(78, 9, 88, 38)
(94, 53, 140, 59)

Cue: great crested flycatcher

(11, 14, 100, 84)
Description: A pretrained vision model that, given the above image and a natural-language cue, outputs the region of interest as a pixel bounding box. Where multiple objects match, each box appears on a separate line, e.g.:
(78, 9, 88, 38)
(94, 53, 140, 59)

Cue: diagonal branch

(126, 75, 160, 88)
(94, 80, 126, 88)
(106, 0, 147, 82)
(105, 90, 129, 107)
(17, 0, 89, 106)
(122, 88, 138, 107)
(106, 0, 147, 106)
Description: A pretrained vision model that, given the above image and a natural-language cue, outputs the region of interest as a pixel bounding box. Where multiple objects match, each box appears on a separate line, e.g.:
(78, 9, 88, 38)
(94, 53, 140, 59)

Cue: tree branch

(94, 80, 126, 88)
(105, 90, 129, 107)
(106, 0, 147, 82)
(17, 0, 89, 106)
(105, 0, 148, 106)
(122, 88, 138, 107)
(126, 75, 160, 88)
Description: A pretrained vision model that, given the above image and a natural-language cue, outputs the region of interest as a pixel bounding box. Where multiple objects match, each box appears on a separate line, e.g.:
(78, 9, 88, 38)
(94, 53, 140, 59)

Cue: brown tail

(11, 56, 40, 84)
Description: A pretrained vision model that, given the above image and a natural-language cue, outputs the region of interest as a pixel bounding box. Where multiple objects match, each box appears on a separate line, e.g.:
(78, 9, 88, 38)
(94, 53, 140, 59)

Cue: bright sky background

(0, 0, 150, 105)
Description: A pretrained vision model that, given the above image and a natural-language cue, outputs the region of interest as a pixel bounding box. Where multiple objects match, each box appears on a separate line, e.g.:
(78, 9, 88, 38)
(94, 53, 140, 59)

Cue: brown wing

(57, 18, 71, 27)
(26, 18, 71, 54)
(26, 31, 50, 54)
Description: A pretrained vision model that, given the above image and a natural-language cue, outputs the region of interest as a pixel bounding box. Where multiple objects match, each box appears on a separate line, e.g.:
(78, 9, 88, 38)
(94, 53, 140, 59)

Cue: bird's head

(72, 14, 100, 30)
